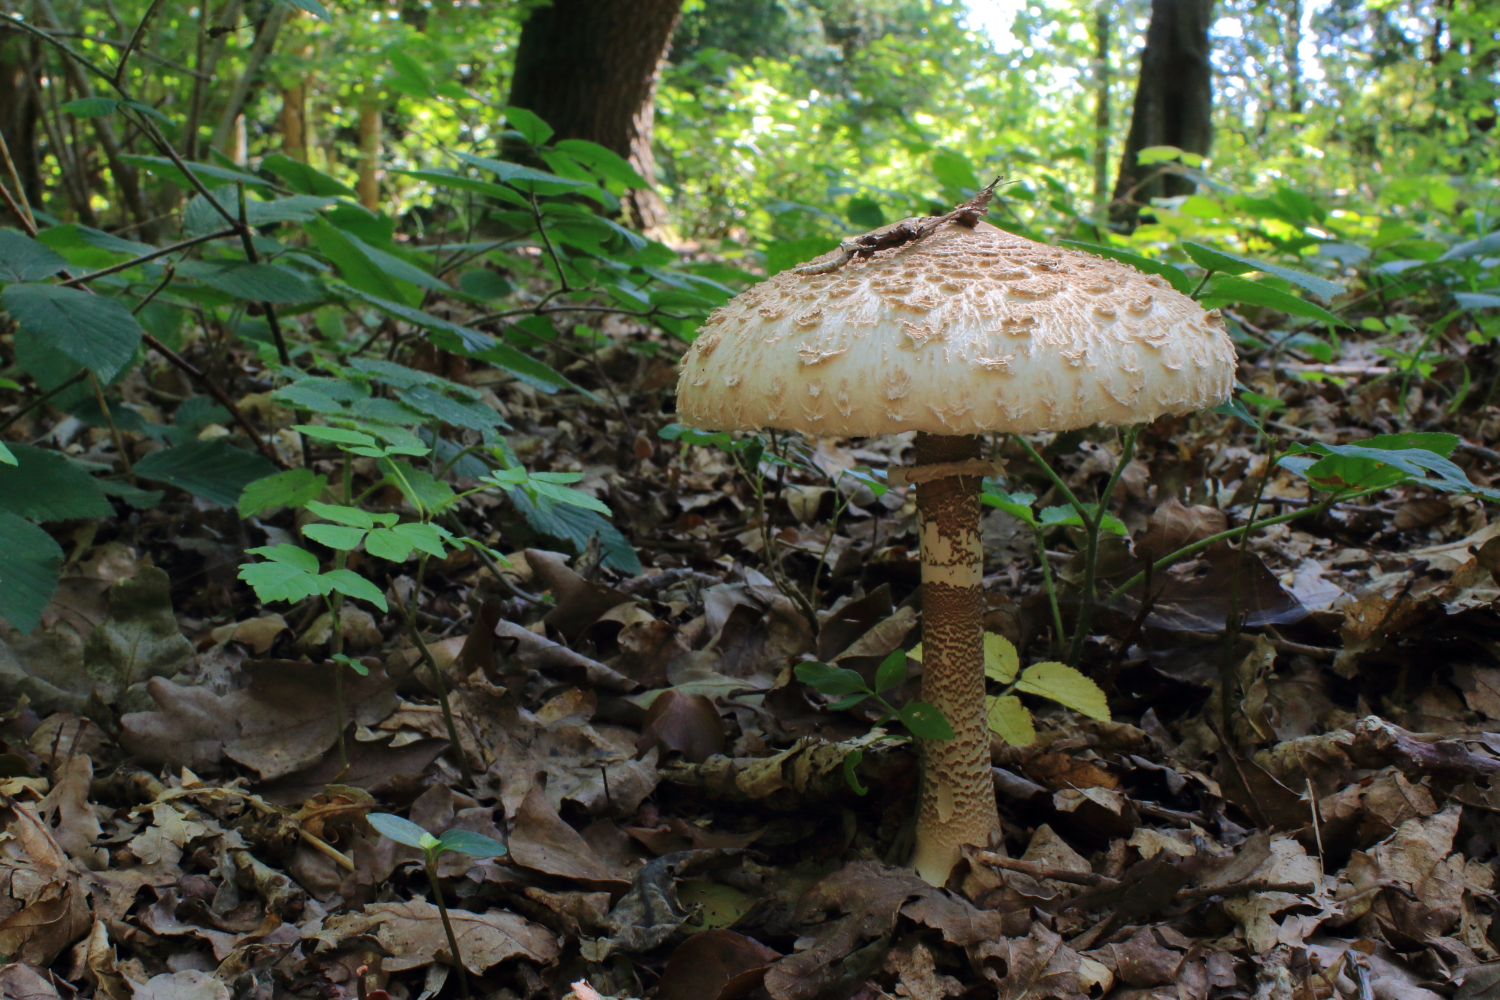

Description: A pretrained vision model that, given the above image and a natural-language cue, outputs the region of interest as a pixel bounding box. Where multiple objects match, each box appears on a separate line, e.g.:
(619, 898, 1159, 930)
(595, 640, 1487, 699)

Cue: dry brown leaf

(636, 689, 725, 763)
(509, 782, 631, 890)
(0, 801, 92, 966)
(657, 929, 781, 1000)
(363, 900, 560, 973)
(132, 970, 231, 1000)
(119, 658, 403, 778)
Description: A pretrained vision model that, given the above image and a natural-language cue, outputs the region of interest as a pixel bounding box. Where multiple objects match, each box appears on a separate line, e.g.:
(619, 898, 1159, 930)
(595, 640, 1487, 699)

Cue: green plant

(365, 812, 507, 1000)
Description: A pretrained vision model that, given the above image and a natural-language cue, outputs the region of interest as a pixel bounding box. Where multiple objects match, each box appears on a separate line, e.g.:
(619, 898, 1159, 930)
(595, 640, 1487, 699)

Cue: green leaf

(294, 423, 380, 448)
(437, 829, 509, 859)
(984, 633, 1020, 683)
(305, 500, 382, 528)
(507, 490, 640, 574)
(119, 155, 272, 190)
(1015, 662, 1111, 721)
(980, 490, 1038, 525)
(176, 260, 319, 304)
(2, 283, 142, 382)
(303, 523, 369, 551)
(0, 229, 69, 283)
(899, 701, 955, 740)
(268, 0, 330, 21)
(795, 661, 870, 696)
(986, 695, 1036, 746)
(1202, 275, 1346, 327)
(134, 439, 278, 508)
(304, 218, 408, 303)
(847, 197, 886, 229)
(237, 469, 327, 517)
(239, 545, 326, 604)
(366, 812, 431, 849)
(60, 96, 122, 118)
(1181, 242, 1344, 299)
(931, 149, 980, 190)
(552, 139, 647, 188)
(0, 444, 111, 521)
(366, 522, 452, 562)
(0, 511, 63, 633)
(397, 385, 506, 431)
(500, 106, 555, 145)
(874, 649, 907, 694)
(260, 153, 356, 197)
(0, 441, 13, 465)
(842, 748, 869, 795)
(321, 569, 388, 611)
(1058, 241, 1194, 295)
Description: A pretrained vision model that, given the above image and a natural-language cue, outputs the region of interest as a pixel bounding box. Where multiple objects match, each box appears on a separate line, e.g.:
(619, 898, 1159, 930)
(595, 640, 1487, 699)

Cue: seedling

(366, 812, 507, 1000)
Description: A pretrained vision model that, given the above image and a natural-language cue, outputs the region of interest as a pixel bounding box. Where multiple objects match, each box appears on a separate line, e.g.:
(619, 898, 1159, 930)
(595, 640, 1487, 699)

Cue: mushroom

(674, 213, 1237, 884)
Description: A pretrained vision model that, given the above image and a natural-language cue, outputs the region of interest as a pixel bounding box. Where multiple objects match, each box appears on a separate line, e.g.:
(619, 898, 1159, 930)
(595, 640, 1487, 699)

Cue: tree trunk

(1091, 6, 1110, 225)
(0, 30, 41, 216)
(506, 0, 684, 230)
(280, 81, 308, 162)
(356, 98, 381, 211)
(1108, 0, 1214, 231)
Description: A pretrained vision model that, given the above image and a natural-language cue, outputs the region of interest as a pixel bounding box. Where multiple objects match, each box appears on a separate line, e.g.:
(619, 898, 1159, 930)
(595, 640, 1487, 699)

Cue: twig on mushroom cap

(794, 175, 1007, 276)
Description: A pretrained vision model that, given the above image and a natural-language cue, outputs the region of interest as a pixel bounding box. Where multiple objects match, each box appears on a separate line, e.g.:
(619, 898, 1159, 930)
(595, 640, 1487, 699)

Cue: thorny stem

(422, 852, 471, 1000)
(1066, 425, 1139, 666)
(400, 554, 476, 786)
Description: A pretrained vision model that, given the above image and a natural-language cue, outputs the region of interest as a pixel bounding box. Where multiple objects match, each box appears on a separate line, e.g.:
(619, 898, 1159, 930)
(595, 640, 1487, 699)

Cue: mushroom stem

(910, 432, 1000, 885)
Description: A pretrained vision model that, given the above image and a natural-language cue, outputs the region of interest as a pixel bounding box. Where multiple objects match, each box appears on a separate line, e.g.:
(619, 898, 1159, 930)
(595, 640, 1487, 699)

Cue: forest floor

(6, 301, 1500, 1000)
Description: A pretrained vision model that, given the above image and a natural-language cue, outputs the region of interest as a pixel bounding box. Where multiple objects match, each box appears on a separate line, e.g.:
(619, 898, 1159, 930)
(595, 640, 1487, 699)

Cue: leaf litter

(8, 334, 1500, 1000)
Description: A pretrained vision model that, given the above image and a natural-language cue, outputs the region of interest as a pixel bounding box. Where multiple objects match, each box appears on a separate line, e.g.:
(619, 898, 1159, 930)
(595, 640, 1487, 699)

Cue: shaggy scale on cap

(677, 220, 1237, 436)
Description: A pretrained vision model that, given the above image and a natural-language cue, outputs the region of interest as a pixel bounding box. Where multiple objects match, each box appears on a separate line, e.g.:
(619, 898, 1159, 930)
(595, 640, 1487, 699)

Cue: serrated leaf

(438, 829, 508, 859)
(0, 228, 69, 282)
(176, 260, 319, 304)
(306, 500, 381, 528)
(1015, 662, 1111, 721)
(899, 701, 955, 740)
(294, 423, 380, 447)
(238, 469, 326, 517)
(303, 523, 368, 550)
(119, 155, 271, 189)
(984, 633, 1019, 683)
(0, 444, 111, 521)
(874, 648, 907, 693)
(135, 439, 277, 508)
(321, 569, 388, 611)
(0, 511, 63, 633)
(507, 489, 640, 574)
(367, 812, 431, 849)
(2, 283, 142, 382)
(239, 556, 326, 604)
(986, 695, 1036, 746)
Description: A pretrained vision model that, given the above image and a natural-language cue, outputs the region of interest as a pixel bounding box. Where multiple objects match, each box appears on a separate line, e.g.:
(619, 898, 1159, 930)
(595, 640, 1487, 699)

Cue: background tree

(1109, 0, 1215, 230)
(506, 0, 686, 229)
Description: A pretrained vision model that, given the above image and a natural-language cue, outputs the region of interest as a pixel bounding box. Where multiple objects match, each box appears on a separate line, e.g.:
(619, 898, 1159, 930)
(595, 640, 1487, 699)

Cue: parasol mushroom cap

(677, 220, 1237, 437)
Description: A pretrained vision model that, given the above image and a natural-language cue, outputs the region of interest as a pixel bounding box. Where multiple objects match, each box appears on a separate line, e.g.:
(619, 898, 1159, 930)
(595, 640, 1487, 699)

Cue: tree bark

(506, 0, 684, 230)
(910, 432, 1000, 886)
(355, 97, 381, 211)
(0, 30, 40, 214)
(1091, 6, 1111, 225)
(1109, 0, 1214, 231)
(280, 81, 308, 162)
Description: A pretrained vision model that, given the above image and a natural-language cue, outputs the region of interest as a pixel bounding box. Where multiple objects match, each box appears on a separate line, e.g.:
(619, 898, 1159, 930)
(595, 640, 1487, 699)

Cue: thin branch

(59, 228, 237, 286)
(139, 332, 288, 469)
